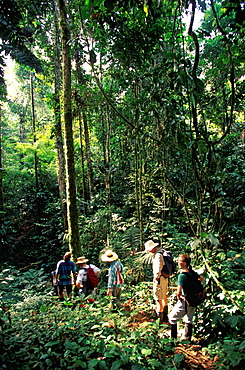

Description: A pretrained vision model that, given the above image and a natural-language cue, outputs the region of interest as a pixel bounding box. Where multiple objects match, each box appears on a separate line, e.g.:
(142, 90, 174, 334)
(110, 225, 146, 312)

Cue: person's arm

(92, 265, 101, 276)
(76, 271, 83, 288)
(177, 285, 183, 300)
(198, 274, 204, 282)
(107, 266, 114, 295)
(55, 263, 60, 284)
(153, 252, 162, 283)
(76, 281, 83, 288)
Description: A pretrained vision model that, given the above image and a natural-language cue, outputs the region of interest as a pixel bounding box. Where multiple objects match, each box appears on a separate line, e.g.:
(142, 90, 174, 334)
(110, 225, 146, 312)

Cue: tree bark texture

(58, 0, 81, 258)
(30, 72, 39, 196)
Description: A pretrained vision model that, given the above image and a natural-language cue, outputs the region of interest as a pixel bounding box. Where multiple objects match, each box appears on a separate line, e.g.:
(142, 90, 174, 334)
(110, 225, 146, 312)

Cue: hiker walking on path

(101, 250, 124, 309)
(56, 252, 76, 301)
(76, 256, 101, 297)
(145, 239, 172, 323)
(168, 254, 204, 341)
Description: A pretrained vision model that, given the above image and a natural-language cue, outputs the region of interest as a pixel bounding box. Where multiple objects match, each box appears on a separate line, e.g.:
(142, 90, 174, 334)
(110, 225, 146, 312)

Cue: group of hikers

(51, 239, 205, 341)
(51, 249, 124, 307)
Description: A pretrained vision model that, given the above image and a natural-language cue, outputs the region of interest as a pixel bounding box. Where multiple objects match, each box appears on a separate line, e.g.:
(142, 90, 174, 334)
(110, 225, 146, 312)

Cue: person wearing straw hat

(75, 256, 100, 297)
(145, 240, 169, 323)
(101, 250, 124, 308)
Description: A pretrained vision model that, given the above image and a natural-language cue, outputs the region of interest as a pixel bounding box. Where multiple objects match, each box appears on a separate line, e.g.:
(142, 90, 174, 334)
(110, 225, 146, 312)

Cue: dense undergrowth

(0, 266, 245, 370)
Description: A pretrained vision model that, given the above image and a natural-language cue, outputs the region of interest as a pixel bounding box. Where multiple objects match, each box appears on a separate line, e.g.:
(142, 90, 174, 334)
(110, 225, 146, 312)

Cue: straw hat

(144, 240, 159, 252)
(101, 249, 118, 262)
(76, 256, 89, 264)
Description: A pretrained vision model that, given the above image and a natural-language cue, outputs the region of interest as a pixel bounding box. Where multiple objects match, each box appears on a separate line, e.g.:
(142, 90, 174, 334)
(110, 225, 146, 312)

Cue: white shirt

(76, 264, 100, 284)
(152, 248, 165, 280)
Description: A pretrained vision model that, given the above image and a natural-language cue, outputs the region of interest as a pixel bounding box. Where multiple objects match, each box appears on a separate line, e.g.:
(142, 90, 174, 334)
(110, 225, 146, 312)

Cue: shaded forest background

(0, 0, 245, 368)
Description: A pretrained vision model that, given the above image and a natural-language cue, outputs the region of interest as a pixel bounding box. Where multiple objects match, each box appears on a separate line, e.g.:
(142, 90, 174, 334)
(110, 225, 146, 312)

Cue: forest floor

(122, 300, 217, 370)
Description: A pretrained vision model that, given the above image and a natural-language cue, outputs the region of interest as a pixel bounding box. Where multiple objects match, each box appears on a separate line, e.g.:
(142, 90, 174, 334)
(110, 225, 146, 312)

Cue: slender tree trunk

(74, 48, 89, 213)
(78, 110, 88, 215)
(134, 137, 143, 250)
(30, 72, 39, 195)
(82, 109, 94, 200)
(134, 80, 143, 250)
(73, 47, 94, 202)
(53, 0, 68, 232)
(58, 0, 81, 258)
(105, 104, 111, 207)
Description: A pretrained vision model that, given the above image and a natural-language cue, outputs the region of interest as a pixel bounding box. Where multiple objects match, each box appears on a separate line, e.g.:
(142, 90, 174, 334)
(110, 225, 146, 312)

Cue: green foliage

(205, 339, 245, 369)
(0, 268, 177, 370)
(0, 265, 244, 369)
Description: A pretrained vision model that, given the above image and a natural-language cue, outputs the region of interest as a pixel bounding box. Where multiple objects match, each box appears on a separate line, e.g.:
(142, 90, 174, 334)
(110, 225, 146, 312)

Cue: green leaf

(75, 359, 87, 368)
(229, 351, 242, 366)
(225, 316, 238, 328)
(141, 348, 152, 355)
(39, 305, 47, 312)
(45, 340, 60, 347)
(173, 353, 185, 363)
(64, 340, 79, 350)
(111, 360, 122, 370)
(206, 233, 219, 246)
(88, 358, 99, 368)
(131, 365, 146, 370)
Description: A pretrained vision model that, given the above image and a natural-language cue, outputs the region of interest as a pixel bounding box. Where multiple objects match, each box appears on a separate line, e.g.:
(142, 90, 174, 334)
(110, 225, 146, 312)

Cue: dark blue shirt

(56, 260, 76, 285)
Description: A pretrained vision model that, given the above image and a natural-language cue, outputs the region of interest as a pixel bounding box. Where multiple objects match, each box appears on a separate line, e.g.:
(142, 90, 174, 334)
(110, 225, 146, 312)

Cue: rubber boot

(159, 312, 164, 323)
(170, 323, 177, 339)
(184, 323, 192, 341)
(162, 305, 168, 323)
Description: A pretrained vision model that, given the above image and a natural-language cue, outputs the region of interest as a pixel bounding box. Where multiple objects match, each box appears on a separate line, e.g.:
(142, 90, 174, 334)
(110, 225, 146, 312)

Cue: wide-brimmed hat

(76, 256, 89, 264)
(144, 240, 159, 252)
(101, 249, 118, 262)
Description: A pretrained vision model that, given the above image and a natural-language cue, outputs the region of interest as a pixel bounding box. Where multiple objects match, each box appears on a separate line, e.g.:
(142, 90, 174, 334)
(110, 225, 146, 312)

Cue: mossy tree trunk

(58, 0, 81, 259)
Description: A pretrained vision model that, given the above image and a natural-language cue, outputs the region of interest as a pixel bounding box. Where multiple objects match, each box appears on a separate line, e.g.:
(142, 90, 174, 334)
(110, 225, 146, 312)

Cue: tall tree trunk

(30, 72, 39, 195)
(105, 104, 111, 207)
(134, 136, 143, 250)
(82, 108, 94, 201)
(53, 0, 68, 232)
(74, 49, 89, 213)
(73, 48, 94, 202)
(78, 110, 88, 215)
(134, 80, 143, 250)
(58, 0, 81, 258)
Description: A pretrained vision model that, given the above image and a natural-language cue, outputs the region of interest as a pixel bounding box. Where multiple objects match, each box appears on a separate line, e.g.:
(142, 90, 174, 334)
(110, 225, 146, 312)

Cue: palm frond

(122, 227, 140, 250)
(3, 44, 43, 73)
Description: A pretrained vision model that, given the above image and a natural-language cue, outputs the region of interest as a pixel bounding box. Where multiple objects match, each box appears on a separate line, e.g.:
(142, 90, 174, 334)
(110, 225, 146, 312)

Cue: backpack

(158, 249, 176, 277)
(86, 265, 99, 290)
(182, 271, 206, 307)
(115, 266, 124, 285)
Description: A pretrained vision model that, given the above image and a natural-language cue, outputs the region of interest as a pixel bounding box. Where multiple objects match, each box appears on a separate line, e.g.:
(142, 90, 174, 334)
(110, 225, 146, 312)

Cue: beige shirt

(152, 248, 165, 280)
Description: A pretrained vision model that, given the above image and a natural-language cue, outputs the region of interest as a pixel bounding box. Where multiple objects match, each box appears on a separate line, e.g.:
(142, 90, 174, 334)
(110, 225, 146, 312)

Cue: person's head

(63, 252, 72, 262)
(178, 254, 191, 268)
(101, 250, 118, 263)
(144, 240, 159, 253)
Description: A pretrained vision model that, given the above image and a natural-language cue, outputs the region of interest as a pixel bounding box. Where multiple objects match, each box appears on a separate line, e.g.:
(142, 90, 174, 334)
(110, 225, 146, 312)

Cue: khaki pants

(153, 276, 168, 301)
(169, 299, 195, 324)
